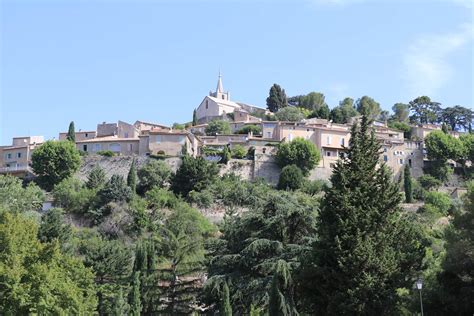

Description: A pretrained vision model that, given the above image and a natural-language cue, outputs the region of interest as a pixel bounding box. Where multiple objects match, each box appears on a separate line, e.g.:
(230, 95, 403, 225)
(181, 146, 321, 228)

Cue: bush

(98, 175, 132, 207)
(424, 191, 452, 215)
(236, 125, 262, 135)
(137, 160, 172, 194)
(0, 175, 44, 213)
(53, 178, 96, 214)
(145, 187, 179, 210)
(171, 156, 219, 197)
(31, 140, 81, 191)
(97, 150, 115, 157)
(417, 204, 444, 224)
(276, 137, 320, 175)
(275, 106, 305, 122)
(418, 175, 442, 191)
(388, 121, 411, 138)
(205, 120, 231, 136)
(231, 145, 247, 159)
(278, 165, 304, 191)
(86, 165, 106, 190)
(188, 189, 214, 208)
(301, 179, 329, 196)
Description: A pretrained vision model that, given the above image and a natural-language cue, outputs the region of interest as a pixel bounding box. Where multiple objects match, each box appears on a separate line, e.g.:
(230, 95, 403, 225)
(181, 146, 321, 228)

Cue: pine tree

(268, 260, 295, 316)
(301, 115, 425, 314)
(112, 287, 129, 316)
(266, 84, 288, 113)
(220, 282, 232, 316)
(404, 164, 413, 203)
(130, 272, 142, 316)
(86, 165, 106, 190)
(67, 121, 75, 142)
(192, 109, 198, 126)
(127, 159, 137, 193)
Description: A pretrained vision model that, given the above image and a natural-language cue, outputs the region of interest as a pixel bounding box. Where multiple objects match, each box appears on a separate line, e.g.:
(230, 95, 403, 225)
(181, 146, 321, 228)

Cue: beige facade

(59, 131, 96, 141)
(76, 136, 140, 155)
(0, 136, 44, 175)
(139, 129, 198, 157)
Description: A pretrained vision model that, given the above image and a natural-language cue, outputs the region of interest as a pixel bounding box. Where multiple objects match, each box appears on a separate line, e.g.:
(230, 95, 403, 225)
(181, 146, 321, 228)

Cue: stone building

(0, 136, 44, 176)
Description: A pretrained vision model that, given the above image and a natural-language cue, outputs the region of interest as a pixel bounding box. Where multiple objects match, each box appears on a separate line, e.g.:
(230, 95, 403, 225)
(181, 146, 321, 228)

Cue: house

(76, 136, 140, 155)
(0, 136, 44, 176)
(195, 73, 267, 124)
(59, 130, 96, 141)
(139, 129, 198, 157)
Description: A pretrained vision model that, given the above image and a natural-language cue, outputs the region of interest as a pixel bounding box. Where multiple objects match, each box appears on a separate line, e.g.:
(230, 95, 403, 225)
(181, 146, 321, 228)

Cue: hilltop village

(1, 75, 468, 185)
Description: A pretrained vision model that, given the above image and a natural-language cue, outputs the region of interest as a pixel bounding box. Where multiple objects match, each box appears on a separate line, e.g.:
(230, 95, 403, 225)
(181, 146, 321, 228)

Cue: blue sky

(1, 0, 472, 145)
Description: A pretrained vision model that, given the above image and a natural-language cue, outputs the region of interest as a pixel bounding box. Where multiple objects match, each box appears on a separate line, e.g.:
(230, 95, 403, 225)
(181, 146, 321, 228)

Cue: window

(384, 148, 387, 152)
(155, 135, 162, 143)
(262, 148, 266, 154)
(85, 133, 88, 137)
(307, 129, 310, 132)
(327, 151, 331, 157)
(129, 144, 133, 151)
(206, 100, 209, 109)
(288, 133, 293, 141)
(6, 153, 11, 159)
(17, 152, 22, 158)
(383, 155, 388, 162)
(94, 144, 102, 152)
(267, 132, 272, 138)
(83, 145, 88, 151)
(341, 138, 345, 146)
(408, 159, 412, 167)
(124, 132, 129, 138)
(326, 136, 332, 145)
(399, 159, 403, 165)
(329, 163, 335, 168)
(222, 95, 225, 100)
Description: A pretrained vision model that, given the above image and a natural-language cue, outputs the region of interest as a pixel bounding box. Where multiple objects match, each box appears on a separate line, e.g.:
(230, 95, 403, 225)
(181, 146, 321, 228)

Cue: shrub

(0, 175, 44, 213)
(231, 145, 247, 159)
(31, 140, 81, 191)
(86, 165, 106, 190)
(188, 189, 214, 208)
(424, 191, 452, 215)
(418, 175, 442, 191)
(145, 187, 179, 210)
(97, 150, 115, 157)
(53, 178, 96, 214)
(137, 160, 172, 194)
(301, 179, 329, 196)
(98, 175, 132, 207)
(236, 125, 262, 135)
(417, 204, 444, 224)
(171, 156, 219, 197)
(275, 106, 305, 122)
(205, 120, 231, 136)
(278, 165, 304, 191)
(276, 137, 320, 175)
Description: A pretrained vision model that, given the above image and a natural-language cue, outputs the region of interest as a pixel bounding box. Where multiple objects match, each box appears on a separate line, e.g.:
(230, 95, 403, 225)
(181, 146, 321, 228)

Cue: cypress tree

(67, 121, 75, 142)
(192, 109, 198, 126)
(112, 287, 129, 316)
(130, 272, 142, 316)
(266, 84, 288, 113)
(127, 159, 137, 193)
(301, 115, 425, 314)
(220, 282, 232, 316)
(404, 164, 413, 203)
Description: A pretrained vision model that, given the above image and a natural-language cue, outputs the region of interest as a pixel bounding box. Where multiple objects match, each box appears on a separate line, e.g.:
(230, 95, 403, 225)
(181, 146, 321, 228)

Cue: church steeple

(210, 71, 230, 101)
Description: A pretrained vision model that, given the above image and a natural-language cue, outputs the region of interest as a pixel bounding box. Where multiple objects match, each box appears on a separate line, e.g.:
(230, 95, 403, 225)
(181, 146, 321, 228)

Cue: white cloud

(402, 23, 473, 98)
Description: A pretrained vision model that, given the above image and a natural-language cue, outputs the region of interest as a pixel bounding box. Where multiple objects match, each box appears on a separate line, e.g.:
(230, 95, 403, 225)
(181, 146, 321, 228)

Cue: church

(195, 73, 267, 124)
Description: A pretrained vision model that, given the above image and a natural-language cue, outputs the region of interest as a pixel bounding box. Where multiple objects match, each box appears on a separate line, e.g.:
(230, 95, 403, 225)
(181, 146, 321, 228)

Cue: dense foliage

(276, 137, 320, 175)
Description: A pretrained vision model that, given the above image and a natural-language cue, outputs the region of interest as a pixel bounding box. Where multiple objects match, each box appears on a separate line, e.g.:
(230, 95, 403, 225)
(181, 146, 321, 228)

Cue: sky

(0, 0, 473, 145)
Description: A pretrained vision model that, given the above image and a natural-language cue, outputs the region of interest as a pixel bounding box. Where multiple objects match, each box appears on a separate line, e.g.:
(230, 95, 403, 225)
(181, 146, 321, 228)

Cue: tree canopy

(266, 84, 288, 113)
(276, 137, 320, 175)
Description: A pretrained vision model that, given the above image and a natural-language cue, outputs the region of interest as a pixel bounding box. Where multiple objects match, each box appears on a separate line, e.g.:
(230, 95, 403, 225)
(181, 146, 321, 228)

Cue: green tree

(424, 191, 452, 215)
(268, 260, 296, 316)
(236, 124, 262, 135)
(112, 287, 129, 316)
(172, 122, 185, 130)
(127, 159, 137, 193)
(310, 103, 330, 119)
(137, 160, 172, 194)
(296, 92, 327, 111)
(130, 271, 142, 316)
(221, 282, 232, 316)
(0, 212, 97, 314)
(418, 175, 442, 191)
(38, 207, 72, 245)
(98, 175, 132, 206)
(278, 164, 304, 191)
(391, 103, 410, 122)
(53, 177, 96, 214)
(221, 146, 231, 164)
(205, 120, 232, 136)
(409, 96, 441, 124)
(435, 183, 474, 313)
(67, 121, 75, 142)
(355, 96, 381, 120)
(192, 109, 198, 126)
(388, 121, 411, 138)
(0, 175, 44, 213)
(266, 84, 288, 113)
(300, 116, 425, 314)
(404, 164, 413, 203)
(275, 137, 320, 175)
(86, 164, 106, 190)
(275, 106, 305, 121)
(330, 98, 358, 123)
(171, 156, 219, 197)
(31, 140, 81, 191)
(440, 105, 473, 131)
(231, 145, 247, 159)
